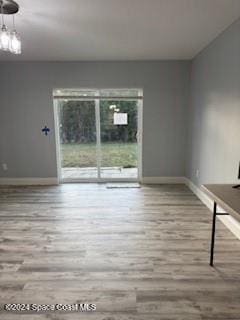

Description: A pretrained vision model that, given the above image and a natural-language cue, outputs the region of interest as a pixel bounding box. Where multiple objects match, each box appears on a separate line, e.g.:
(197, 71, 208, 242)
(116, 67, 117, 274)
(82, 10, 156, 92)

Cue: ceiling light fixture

(0, 0, 21, 54)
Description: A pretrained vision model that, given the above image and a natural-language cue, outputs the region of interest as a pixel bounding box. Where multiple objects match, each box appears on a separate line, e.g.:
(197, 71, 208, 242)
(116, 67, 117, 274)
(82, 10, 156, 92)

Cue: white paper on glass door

(113, 113, 128, 125)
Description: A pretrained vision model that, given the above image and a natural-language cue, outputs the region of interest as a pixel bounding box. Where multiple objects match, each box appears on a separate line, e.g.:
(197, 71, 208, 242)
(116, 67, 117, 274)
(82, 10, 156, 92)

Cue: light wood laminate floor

(0, 184, 239, 319)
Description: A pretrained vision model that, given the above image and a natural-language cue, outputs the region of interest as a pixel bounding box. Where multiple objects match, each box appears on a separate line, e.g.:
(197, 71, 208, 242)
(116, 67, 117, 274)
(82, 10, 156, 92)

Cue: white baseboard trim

(142, 176, 186, 184)
(185, 178, 212, 209)
(185, 178, 240, 240)
(0, 178, 58, 186)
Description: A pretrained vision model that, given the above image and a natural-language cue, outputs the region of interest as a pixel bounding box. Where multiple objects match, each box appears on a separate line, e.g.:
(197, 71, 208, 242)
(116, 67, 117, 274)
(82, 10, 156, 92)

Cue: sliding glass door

(57, 99, 98, 180)
(100, 100, 138, 179)
(54, 89, 142, 182)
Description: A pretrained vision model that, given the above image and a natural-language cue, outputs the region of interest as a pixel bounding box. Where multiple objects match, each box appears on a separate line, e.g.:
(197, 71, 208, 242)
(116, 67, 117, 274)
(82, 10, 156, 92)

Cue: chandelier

(0, 0, 21, 54)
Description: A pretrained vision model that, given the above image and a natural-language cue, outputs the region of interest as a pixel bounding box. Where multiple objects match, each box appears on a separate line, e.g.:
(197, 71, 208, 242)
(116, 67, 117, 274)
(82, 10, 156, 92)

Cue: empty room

(0, 0, 240, 319)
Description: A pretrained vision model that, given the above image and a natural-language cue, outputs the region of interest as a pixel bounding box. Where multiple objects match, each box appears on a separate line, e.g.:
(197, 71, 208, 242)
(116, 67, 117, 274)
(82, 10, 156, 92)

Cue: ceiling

(1, 0, 240, 61)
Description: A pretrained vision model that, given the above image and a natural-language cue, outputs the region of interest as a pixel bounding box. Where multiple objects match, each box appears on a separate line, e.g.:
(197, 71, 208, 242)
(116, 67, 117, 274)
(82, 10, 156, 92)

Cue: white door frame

(53, 91, 143, 183)
(95, 96, 101, 180)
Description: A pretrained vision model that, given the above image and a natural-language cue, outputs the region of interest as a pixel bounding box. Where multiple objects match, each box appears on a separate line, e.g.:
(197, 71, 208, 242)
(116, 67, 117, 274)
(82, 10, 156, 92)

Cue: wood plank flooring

(0, 183, 239, 319)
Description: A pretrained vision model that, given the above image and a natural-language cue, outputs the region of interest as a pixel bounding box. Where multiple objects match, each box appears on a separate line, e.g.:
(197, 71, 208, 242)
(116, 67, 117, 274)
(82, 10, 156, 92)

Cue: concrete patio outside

(62, 167, 138, 179)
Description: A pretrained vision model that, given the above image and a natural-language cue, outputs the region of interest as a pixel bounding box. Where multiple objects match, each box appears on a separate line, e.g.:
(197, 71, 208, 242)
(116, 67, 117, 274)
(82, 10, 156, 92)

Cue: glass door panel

(58, 100, 98, 180)
(99, 100, 138, 179)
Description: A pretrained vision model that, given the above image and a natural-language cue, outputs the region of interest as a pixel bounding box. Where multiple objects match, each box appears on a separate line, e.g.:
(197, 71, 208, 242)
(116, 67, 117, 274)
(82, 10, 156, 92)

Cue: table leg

(210, 201, 217, 266)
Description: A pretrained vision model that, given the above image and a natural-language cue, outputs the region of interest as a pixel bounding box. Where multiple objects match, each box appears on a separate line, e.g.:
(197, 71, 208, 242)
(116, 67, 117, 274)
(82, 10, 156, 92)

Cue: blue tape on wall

(42, 126, 50, 136)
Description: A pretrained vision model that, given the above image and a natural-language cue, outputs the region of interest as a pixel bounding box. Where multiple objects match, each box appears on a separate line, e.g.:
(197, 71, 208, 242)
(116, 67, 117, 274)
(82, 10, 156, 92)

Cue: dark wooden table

(202, 184, 240, 266)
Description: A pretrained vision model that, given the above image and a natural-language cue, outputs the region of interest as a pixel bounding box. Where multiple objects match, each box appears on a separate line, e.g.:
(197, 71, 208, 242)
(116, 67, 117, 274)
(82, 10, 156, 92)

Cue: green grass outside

(61, 143, 137, 168)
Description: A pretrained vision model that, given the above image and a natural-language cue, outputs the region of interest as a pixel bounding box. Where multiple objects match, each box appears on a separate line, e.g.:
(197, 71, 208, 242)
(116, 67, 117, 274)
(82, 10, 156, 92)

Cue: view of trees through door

(54, 89, 142, 181)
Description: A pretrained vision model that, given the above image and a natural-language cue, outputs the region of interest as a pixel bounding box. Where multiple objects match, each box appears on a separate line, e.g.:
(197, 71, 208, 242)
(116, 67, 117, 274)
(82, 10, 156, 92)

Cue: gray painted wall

(187, 18, 240, 186)
(0, 61, 190, 179)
